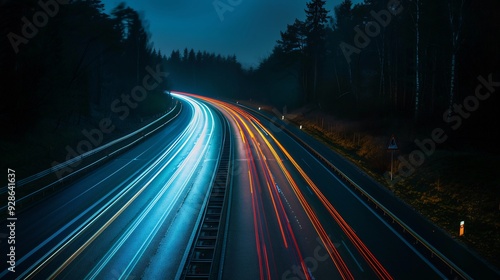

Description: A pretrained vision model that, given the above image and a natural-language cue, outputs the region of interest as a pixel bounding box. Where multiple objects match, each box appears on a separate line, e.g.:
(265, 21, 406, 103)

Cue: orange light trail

(248, 112, 393, 280)
(210, 98, 308, 279)
(183, 93, 392, 280)
(248, 116, 354, 280)
(188, 94, 337, 279)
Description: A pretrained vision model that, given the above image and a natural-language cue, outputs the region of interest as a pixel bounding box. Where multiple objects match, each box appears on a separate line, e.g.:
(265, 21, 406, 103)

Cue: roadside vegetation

(1, 1, 172, 178)
(288, 109, 500, 268)
(234, 0, 500, 268)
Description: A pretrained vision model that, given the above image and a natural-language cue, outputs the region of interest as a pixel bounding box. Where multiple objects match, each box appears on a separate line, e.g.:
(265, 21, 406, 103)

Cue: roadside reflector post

(391, 150, 394, 181)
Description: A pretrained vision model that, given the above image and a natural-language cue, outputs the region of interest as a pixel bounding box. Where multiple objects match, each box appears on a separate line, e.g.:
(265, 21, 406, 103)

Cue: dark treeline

(1, 0, 172, 138)
(162, 49, 249, 99)
(251, 0, 499, 149)
(2, 0, 499, 151)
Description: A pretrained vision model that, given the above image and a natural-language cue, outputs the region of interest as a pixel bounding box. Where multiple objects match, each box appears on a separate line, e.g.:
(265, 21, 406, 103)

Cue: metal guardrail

(240, 104, 471, 280)
(0, 101, 182, 211)
(181, 108, 233, 280)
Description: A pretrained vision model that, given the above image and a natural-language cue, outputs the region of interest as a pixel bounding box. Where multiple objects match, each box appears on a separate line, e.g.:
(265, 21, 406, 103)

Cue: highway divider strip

(179, 103, 233, 280)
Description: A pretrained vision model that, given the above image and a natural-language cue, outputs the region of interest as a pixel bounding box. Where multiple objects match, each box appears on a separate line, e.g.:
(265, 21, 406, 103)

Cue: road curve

(190, 94, 491, 280)
(0, 94, 223, 279)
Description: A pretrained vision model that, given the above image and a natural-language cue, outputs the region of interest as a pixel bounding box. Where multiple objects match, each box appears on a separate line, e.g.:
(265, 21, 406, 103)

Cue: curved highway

(191, 94, 499, 280)
(0, 94, 223, 279)
(1, 91, 498, 280)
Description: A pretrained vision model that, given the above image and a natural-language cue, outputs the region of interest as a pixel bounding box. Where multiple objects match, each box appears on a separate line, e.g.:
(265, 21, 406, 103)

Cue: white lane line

(12, 100, 199, 279)
(74, 99, 208, 279)
(251, 119, 268, 136)
(304, 145, 448, 279)
(119, 96, 216, 279)
(305, 185, 314, 195)
(301, 158, 312, 170)
(341, 239, 364, 272)
(253, 117, 448, 278)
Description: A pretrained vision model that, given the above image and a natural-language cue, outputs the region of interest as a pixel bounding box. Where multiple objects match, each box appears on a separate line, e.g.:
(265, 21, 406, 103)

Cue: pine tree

(277, 19, 306, 54)
(304, 0, 329, 102)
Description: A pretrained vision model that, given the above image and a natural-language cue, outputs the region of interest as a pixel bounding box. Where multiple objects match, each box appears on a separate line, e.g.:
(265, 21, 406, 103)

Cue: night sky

(101, 0, 362, 68)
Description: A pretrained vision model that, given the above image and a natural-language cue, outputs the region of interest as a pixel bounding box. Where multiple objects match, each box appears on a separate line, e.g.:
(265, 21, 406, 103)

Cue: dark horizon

(100, 0, 364, 68)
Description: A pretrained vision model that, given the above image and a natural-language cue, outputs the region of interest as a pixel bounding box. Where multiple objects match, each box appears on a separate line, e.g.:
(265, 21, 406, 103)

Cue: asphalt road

(0, 94, 223, 279)
(247, 104, 500, 280)
(1, 92, 498, 280)
(197, 95, 499, 280)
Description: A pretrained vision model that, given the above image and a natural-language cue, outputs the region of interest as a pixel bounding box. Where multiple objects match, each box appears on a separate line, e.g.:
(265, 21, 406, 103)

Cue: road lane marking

(15, 97, 201, 279)
(341, 240, 364, 272)
(301, 158, 312, 170)
(308, 150, 448, 279)
(87, 99, 216, 279)
(305, 185, 314, 195)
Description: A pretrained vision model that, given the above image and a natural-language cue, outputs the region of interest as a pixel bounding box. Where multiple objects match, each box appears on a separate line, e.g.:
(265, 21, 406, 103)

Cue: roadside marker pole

(387, 135, 398, 181)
